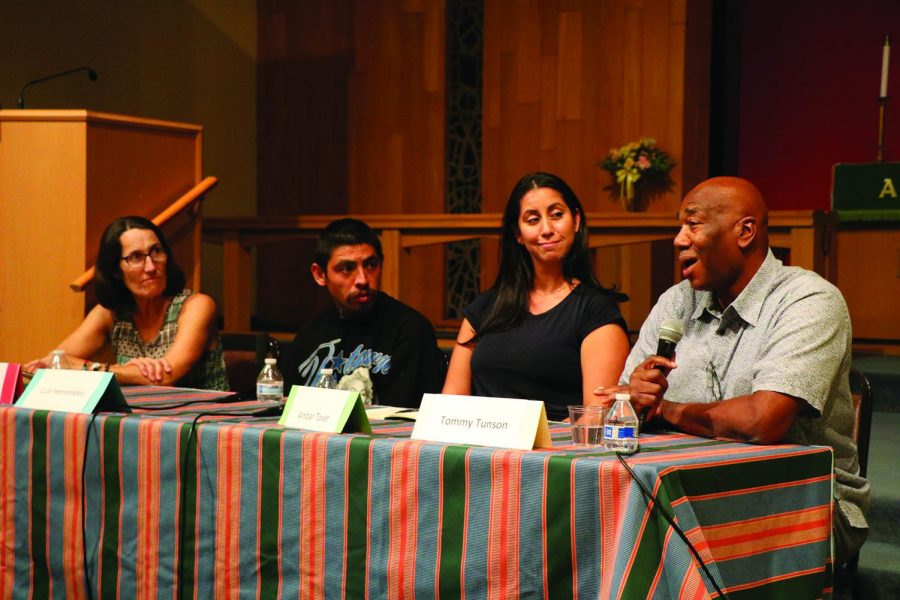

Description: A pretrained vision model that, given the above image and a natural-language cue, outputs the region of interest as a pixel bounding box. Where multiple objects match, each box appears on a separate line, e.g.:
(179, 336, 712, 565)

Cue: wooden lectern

(0, 110, 206, 363)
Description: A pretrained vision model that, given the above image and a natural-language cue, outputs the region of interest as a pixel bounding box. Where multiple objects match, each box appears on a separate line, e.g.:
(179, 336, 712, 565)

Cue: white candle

(881, 34, 891, 98)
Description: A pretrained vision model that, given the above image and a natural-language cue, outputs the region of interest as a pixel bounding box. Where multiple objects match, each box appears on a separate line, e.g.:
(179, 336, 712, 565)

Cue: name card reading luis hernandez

(16, 369, 129, 414)
(412, 394, 552, 450)
(279, 385, 371, 434)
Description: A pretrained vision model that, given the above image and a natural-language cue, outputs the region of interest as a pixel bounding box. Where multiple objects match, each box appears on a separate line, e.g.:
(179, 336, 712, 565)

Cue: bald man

(609, 177, 868, 564)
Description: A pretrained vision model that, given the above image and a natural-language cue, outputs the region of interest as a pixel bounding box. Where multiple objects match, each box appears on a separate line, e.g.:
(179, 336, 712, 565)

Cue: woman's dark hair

(475, 172, 627, 338)
(94, 216, 186, 311)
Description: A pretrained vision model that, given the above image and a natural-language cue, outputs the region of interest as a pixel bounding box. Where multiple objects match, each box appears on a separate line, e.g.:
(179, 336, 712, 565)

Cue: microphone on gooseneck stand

(654, 319, 684, 372)
(17, 66, 99, 109)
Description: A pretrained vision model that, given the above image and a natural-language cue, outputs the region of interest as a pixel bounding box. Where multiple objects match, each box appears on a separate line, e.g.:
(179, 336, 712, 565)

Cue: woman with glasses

(26, 216, 228, 390)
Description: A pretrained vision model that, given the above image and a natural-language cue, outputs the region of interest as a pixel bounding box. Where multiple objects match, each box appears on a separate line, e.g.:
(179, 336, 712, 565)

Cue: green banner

(832, 162, 900, 221)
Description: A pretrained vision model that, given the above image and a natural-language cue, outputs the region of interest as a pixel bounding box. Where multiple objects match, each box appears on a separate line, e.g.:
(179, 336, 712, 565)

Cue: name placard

(0, 363, 24, 405)
(279, 385, 371, 434)
(412, 394, 552, 450)
(16, 369, 130, 414)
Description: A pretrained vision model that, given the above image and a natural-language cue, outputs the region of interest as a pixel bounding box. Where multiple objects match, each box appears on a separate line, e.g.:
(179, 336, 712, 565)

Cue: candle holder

(877, 34, 890, 162)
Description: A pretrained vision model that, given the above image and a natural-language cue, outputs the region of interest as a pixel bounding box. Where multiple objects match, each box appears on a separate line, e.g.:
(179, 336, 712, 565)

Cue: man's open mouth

(680, 256, 698, 276)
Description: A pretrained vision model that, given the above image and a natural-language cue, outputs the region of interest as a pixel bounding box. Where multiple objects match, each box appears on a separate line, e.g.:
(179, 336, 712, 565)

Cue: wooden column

(222, 231, 252, 331)
(380, 229, 402, 299)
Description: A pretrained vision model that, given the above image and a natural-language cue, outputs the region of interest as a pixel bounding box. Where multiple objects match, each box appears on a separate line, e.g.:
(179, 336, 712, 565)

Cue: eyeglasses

(121, 246, 167, 268)
(706, 360, 723, 402)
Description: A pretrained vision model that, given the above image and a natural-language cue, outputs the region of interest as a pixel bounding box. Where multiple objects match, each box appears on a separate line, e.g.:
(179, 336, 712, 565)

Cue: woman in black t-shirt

(442, 172, 630, 420)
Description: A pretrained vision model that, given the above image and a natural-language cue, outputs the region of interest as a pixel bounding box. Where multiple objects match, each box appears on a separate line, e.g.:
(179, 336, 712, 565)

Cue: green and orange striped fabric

(0, 387, 834, 599)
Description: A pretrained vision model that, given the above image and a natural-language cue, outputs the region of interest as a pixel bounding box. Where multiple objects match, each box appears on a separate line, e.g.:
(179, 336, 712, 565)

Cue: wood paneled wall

(257, 0, 354, 327)
(348, 0, 446, 214)
(837, 228, 900, 343)
(348, 0, 447, 323)
(257, 0, 447, 329)
(256, 0, 710, 331)
(482, 0, 710, 215)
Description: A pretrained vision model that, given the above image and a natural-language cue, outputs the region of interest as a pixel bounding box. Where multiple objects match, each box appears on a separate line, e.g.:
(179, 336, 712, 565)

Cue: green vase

(622, 188, 651, 212)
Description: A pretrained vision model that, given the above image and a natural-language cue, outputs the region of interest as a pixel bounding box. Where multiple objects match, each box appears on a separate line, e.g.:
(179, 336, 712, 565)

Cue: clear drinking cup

(568, 405, 606, 447)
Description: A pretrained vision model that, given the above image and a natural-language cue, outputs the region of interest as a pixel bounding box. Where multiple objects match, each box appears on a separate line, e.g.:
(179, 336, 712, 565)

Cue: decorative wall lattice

(445, 0, 484, 319)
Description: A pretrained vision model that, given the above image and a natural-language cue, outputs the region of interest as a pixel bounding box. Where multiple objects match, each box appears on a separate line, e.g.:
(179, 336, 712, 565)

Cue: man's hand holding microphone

(594, 319, 684, 424)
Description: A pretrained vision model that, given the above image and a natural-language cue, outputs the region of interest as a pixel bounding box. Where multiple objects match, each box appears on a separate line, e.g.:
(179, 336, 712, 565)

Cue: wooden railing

(204, 210, 836, 331)
(69, 176, 219, 292)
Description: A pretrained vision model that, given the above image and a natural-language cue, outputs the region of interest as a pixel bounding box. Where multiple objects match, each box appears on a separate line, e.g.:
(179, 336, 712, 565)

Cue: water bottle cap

(320, 368, 334, 375)
(614, 392, 630, 401)
(264, 358, 277, 364)
(52, 349, 65, 355)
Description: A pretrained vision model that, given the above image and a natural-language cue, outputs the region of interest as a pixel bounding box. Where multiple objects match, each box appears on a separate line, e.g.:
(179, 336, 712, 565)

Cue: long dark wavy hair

(94, 216, 185, 311)
(474, 172, 627, 338)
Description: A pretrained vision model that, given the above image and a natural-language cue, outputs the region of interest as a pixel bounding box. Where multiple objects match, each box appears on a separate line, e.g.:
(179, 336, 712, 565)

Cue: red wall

(737, 1, 899, 210)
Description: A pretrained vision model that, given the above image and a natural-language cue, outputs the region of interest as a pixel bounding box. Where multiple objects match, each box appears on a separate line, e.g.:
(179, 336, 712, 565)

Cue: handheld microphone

(654, 319, 684, 371)
(17, 66, 98, 109)
(634, 319, 685, 426)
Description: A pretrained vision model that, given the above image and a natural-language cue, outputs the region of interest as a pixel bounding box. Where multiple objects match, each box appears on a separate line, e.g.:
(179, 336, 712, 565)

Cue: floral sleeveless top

(110, 289, 229, 391)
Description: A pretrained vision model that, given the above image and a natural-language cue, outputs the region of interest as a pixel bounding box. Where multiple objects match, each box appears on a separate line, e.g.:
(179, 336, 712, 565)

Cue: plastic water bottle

(604, 393, 640, 454)
(256, 358, 284, 401)
(48, 349, 68, 370)
(316, 368, 337, 389)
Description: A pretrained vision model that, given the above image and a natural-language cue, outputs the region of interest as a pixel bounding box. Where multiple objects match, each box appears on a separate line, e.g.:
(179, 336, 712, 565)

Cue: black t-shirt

(464, 285, 627, 421)
(281, 293, 444, 408)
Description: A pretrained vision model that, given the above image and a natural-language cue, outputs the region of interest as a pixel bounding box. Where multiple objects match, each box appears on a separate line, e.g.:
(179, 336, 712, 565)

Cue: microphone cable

(130, 391, 245, 412)
(174, 404, 281, 599)
(615, 451, 729, 599)
(76, 404, 278, 599)
(81, 412, 101, 600)
(177, 411, 211, 600)
(132, 400, 219, 411)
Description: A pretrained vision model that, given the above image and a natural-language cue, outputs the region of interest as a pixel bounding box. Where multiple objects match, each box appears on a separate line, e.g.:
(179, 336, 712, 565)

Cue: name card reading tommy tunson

(16, 369, 130, 414)
(412, 394, 552, 450)
(279, 385, 371, 434)
(0, 363, 24, 405)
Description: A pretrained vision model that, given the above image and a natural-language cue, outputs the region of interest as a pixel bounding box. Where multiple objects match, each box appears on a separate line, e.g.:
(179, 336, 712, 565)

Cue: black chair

(439, 343, 452, 385)
(220, 332, 280, 399)
(849, 367, 874, 480)
(843, 367, 875, 576)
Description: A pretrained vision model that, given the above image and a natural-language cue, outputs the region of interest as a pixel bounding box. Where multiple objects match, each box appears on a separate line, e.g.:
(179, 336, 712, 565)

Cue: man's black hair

(313, 218, 383, 268)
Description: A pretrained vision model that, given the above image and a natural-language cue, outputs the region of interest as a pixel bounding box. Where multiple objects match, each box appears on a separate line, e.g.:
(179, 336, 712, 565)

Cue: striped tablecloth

(0, 386, 834, 599)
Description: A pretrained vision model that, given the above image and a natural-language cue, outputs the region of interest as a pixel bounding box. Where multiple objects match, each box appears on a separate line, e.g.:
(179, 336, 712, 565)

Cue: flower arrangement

(599, 138, 675, 210)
